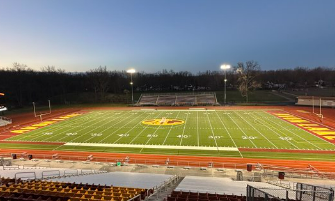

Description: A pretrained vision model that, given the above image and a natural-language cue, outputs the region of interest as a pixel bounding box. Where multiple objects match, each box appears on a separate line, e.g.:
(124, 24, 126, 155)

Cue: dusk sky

(0, 0, 334, 73)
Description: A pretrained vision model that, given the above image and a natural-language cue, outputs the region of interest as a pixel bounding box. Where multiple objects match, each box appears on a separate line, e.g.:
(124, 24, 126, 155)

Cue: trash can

(28, 154, 33, 160)
(278, 172, 285, 179)
(12, 153, 17, 159)
(247, 164, 253, 172)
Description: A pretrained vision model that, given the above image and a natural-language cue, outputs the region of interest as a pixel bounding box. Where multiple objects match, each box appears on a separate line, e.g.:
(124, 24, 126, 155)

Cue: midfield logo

(142, 117, 185, 126)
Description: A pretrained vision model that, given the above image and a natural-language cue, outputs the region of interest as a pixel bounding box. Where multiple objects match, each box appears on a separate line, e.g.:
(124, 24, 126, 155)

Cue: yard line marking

(205, 111, 219, 151)
(15, 112, 92, 140)
(112, 112, 155, 144)
(263, 111, 330, 150)
(284, 110, 335, 147)
(29, 112, 109, 142)
(179, 111, 190, 146)
(233, 111, 278, 149)
(214, 111, 243, 158)
(248, 112, 299, 149)
(197, 111, 199, 147)
(223, 111, 257, 148)
(129, 111, 165, 144)
(52, 111, 131, 149)
(139, 112, 175, 152)
(87, 111, 149, 144)
(162, 111, 181, 145)
(97, 111, 150, 143)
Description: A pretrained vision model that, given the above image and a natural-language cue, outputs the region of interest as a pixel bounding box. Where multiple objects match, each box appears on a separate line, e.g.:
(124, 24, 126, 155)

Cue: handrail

(15, 172, 36, 182)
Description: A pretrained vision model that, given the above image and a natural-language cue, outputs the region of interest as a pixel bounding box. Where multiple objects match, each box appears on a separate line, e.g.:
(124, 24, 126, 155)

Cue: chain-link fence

(247, 184, 334, 201)
(296, 183, 334, 201)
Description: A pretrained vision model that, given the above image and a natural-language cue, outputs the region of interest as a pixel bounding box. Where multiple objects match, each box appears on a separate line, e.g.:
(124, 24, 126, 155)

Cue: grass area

(4, 109, 335, 161)
(283, 87, 335, 97)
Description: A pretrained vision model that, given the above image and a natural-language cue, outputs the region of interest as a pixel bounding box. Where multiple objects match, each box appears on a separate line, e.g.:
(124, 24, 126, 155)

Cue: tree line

(0, 62, 334, 107)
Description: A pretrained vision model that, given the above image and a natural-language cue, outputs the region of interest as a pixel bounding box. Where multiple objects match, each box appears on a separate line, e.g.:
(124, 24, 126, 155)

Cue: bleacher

(166, 191, 246, 201)
(0, 116, 12, 127)
(0, 178, 149, 201)
(136, 93, 219, 106)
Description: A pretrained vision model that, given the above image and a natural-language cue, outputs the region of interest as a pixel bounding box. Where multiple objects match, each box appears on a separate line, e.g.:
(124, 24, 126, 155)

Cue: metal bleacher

(0, 116, 12, 127)
(136, 93, 219, 106)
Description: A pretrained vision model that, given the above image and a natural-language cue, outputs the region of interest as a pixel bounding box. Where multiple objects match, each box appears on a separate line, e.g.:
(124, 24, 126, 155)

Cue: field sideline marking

(64, 143, 239, 151)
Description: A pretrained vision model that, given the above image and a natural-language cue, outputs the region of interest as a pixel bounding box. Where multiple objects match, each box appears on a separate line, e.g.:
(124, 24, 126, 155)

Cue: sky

(0, 0, 335, 73)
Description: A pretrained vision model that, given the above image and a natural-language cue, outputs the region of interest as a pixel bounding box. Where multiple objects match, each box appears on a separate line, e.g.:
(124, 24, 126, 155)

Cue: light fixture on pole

(126, 68, 136, 104)
(220, 64, 231, 105)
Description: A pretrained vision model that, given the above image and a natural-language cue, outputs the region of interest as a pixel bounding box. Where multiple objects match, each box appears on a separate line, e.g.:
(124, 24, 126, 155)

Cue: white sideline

(64, 143, 239, 151)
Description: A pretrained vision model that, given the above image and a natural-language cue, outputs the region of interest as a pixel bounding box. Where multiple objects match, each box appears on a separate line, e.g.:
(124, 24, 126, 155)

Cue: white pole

(48, 100, 51, 114)
(319, 98, 322, 116)
(312, 96, 315, 114)
(224, 70, 227, 104)
(131, 74, 134, 104)
(33, 102, 37, 117)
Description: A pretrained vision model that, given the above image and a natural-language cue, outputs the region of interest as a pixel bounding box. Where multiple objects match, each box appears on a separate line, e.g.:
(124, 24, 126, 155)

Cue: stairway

(146, 176, 185, 201)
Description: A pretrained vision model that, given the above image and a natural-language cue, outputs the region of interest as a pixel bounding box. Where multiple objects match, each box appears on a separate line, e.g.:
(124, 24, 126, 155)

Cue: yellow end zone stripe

(272, 112, 335, 142)
(10, 113, 81, 134)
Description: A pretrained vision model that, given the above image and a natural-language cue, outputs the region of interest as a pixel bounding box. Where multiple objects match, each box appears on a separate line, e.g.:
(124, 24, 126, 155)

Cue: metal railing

(247, 184, 334, 201)
(3, 152, 335, 180)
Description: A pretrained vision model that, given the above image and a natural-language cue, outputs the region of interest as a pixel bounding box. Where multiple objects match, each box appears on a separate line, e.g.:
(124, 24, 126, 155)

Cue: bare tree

(87, 66, 110, 102)
(235, 61, 261, 102)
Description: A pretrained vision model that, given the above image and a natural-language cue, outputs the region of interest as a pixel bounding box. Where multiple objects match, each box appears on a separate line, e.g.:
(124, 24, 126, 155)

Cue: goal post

(32, 100, 51, 121)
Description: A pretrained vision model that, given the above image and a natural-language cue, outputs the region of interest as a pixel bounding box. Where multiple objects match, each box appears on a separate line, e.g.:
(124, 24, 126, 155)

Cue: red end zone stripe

(268, 111, 335, 144)
(0, 141, 64, 145)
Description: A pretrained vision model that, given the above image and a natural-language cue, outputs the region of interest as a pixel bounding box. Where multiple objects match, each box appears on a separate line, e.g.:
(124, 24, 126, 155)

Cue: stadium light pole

(126, 68, 136, 104)
(220, 64, 231, 105)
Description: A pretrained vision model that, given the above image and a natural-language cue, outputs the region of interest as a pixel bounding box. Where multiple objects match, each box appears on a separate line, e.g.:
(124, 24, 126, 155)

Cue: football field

(5, 109, 335, 159)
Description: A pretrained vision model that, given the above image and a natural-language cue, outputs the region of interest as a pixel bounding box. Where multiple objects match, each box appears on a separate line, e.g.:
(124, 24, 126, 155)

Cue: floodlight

(220, 64, 231, 70)
(127, 68, 136, 74)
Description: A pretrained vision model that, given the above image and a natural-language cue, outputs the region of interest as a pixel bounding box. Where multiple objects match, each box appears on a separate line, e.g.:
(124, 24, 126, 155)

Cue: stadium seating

(166, 191, 247, 201)
(0, 116, 12, 127)
(0, 177, 149, 201)
(137, 93, 218, 106)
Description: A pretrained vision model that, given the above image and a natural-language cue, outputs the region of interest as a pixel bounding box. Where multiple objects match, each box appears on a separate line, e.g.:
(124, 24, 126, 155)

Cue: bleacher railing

(247, 184, 334, 201)
(3, 152, 335, 180)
